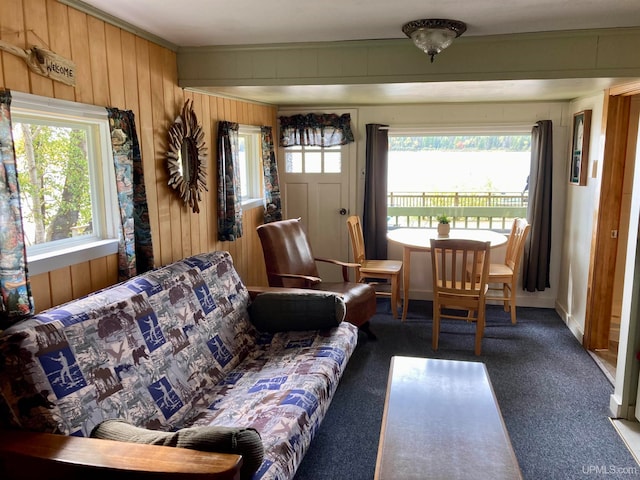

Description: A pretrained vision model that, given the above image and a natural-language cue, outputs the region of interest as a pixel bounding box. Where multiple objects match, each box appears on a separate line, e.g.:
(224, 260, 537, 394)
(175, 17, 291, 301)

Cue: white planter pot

(437, 223, 450, 237)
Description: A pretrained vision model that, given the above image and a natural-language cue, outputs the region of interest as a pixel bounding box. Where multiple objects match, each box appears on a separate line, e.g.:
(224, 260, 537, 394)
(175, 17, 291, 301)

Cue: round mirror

(167, 99, 208, 213)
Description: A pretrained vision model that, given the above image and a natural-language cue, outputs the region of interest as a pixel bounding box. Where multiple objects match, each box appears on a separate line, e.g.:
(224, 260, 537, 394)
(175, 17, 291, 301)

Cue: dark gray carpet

(294, 300, 639, 480)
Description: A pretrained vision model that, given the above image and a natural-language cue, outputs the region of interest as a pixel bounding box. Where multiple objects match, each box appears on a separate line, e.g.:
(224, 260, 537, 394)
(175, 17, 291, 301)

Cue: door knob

(339, 208, 347, 215)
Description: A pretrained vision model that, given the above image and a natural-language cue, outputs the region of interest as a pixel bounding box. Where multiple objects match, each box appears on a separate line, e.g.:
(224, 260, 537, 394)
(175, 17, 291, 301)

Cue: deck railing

(387, 192, 528, 231)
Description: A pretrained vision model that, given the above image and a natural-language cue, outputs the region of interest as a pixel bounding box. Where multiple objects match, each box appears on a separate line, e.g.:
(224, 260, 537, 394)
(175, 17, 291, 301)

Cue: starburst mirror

(167, 99, 208, 213)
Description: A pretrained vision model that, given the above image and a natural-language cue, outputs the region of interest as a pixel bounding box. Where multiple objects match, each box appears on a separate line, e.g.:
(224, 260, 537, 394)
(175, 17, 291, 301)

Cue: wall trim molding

(177, 27, 640, 91)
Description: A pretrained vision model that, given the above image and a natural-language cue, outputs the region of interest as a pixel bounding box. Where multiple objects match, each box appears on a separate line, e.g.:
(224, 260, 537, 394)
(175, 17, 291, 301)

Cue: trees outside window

(9, 92, 118, 270)
(13, 122, 93, 245)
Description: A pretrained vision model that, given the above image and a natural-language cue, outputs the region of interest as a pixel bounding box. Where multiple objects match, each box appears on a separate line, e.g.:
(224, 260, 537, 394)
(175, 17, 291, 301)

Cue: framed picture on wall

(569, 110, 592, 186)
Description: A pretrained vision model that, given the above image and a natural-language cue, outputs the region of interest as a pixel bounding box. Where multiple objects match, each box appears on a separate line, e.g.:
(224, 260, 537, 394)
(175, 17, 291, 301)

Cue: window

(237, 125, 263, 206)
(387, 129, 531, 231)
(10, 92, 119, 275)
(284, 144, 342, 173)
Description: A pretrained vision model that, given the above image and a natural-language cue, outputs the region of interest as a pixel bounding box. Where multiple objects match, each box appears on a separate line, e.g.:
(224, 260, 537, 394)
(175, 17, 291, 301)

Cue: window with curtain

(9, 92, 119, 275)
(387, 129, 531, 232)
(237, 125, 263, 206)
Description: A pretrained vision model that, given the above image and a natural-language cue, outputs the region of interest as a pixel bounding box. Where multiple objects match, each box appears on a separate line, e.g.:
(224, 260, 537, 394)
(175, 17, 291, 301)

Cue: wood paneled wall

(1, 0, 274, 313)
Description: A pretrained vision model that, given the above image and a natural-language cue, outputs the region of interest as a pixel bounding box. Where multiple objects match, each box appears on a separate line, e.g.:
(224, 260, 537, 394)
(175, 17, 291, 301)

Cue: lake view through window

(387, 134, 531, 230)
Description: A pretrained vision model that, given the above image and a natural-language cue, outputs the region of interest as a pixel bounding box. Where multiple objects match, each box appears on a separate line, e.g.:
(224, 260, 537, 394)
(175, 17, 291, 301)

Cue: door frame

(584, 90, 635, 350)
(584, 83, 640, 419)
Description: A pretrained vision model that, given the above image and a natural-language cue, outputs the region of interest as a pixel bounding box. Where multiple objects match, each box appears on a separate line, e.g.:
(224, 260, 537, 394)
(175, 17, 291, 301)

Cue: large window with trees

(10, 93, 119, 274)
(388, 130, 531, 231)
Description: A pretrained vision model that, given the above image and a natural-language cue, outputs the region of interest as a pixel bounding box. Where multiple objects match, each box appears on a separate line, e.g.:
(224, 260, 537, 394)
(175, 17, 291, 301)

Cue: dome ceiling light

(402, 19, 467, 63)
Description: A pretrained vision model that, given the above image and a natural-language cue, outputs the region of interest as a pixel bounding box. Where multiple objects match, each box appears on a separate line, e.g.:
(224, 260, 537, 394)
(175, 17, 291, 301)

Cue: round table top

(387, 228, 508, 249)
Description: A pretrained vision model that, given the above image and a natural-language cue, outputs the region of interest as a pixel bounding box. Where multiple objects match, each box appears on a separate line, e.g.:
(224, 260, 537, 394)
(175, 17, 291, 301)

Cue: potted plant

(437, 214, 450, 237)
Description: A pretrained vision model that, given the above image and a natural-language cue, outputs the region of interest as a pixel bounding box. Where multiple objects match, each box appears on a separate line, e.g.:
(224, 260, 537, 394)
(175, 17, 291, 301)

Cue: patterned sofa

(0, 251, 359, 480)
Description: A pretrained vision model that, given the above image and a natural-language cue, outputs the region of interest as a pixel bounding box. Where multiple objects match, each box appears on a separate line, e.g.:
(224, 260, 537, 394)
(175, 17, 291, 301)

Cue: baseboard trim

(555, 301, 585, 344)
(610, 393, 637, 420)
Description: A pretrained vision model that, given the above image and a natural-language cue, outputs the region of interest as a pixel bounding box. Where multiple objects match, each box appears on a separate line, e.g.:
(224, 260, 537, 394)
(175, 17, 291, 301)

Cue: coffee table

(374, 356, 522, 480)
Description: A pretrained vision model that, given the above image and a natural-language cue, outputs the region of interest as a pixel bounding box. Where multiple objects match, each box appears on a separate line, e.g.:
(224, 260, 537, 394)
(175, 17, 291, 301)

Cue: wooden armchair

(256, 218, 377, 338)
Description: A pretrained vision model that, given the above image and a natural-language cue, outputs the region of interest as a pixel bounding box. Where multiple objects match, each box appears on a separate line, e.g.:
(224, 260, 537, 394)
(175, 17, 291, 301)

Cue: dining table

(387, 228, 508, 320)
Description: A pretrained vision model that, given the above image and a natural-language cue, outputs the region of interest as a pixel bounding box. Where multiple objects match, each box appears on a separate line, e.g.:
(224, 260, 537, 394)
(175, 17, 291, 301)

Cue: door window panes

(284, 145, 342, 173)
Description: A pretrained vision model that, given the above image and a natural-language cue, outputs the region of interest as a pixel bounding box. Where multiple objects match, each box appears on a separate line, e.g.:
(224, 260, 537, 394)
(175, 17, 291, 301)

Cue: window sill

(242, 198, 264, 210)
(28, 239, 120, 276)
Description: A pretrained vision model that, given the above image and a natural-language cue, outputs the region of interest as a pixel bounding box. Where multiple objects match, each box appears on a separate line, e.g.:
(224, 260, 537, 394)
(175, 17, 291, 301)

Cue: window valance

(279, 113, 354, 147)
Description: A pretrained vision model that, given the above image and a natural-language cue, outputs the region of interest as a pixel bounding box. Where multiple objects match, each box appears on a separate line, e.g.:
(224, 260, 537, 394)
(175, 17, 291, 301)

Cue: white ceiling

(77, 0, 640, 105)
(79, 0, 640, 46)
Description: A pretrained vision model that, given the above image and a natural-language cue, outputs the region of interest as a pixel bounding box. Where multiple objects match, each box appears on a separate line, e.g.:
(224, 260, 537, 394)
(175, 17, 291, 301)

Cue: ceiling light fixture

(402, 19, 467, 63)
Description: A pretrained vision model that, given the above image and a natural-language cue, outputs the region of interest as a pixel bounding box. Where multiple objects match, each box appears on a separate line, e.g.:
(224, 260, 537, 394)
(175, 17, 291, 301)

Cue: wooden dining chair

(485, 218, 531, 324)
(346, 215, 403, 318)
(430, 238, 491, 355)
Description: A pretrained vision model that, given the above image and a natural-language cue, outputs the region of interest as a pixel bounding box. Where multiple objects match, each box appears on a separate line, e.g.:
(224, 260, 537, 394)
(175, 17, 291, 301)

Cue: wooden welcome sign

(0, 40, 76, 86)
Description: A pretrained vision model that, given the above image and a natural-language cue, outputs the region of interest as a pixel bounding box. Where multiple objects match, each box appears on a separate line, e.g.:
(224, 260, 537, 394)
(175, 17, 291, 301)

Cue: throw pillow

(90, 419, 263, 480)
(248, 290, 346, 332)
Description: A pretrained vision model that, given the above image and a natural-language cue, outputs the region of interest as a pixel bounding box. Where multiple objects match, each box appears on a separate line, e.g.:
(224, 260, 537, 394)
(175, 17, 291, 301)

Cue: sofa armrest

(0, 430, 241, 480)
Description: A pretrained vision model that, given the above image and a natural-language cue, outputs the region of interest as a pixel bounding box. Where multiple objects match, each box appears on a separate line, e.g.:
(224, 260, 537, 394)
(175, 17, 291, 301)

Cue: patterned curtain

(261, 126, 282, 224)
(279, 113, 354, 147)
(0, 89, 34, 326)
(107, 108, 154, 281)
(217, 121, 243, 241)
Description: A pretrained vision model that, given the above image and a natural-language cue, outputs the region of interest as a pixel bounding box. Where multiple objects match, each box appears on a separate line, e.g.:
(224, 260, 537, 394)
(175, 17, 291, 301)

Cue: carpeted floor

(293, 300, 639, 480)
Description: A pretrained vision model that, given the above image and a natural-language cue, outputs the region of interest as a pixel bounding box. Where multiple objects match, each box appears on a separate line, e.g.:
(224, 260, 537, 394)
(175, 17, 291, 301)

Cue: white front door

(278, 135, 355, 282)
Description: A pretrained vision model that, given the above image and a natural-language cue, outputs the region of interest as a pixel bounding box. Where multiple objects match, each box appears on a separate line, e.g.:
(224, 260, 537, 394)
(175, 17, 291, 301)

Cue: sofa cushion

(91, 419, 263, 480)
(184, 321, 359, 480)
(248, 291, 345, 332)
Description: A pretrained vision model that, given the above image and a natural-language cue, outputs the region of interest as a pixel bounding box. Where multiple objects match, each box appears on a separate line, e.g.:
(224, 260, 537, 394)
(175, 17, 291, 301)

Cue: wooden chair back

(431, 239, 491, 302)
(346, 215, 403, 319)
(430, 238, 491, 355)
(503, 218, 531, 272)
(346, 215, 367, 265)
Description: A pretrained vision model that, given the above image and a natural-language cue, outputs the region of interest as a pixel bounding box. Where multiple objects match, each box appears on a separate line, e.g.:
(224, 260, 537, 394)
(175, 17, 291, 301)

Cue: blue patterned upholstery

(0, 251, 358, 480)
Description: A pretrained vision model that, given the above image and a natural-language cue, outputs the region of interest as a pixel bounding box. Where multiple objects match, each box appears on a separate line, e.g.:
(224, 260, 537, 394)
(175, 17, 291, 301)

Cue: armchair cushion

(90, 420, 264, 480)
(249, 290, 346, 332)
